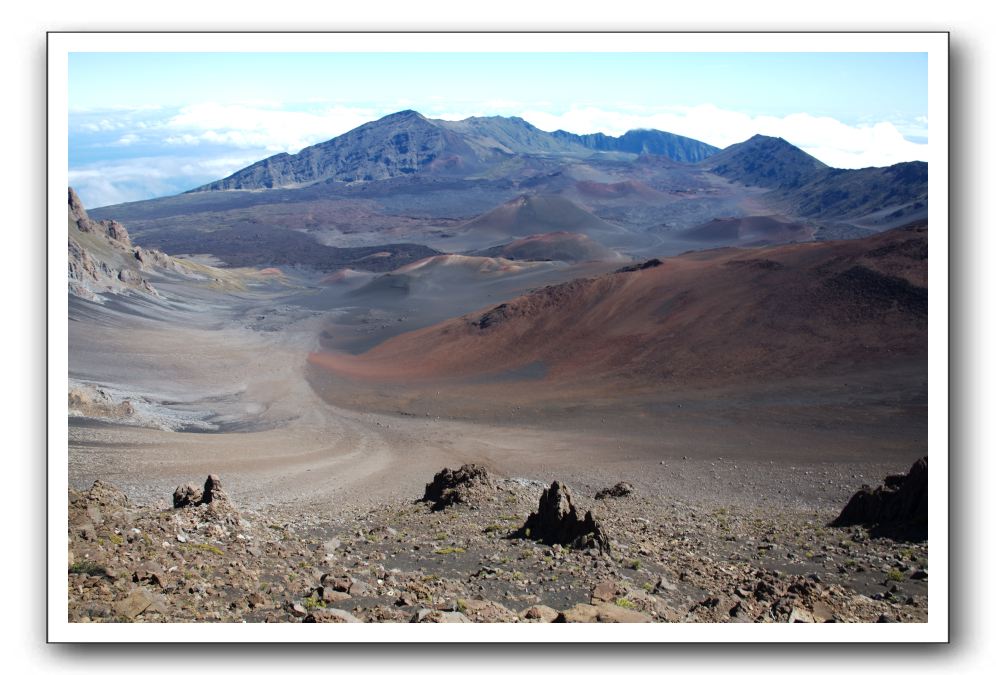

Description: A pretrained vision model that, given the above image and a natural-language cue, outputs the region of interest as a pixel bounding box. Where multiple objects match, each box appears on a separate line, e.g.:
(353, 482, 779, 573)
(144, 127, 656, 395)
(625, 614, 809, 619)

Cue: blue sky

(69, 52, 929, 208)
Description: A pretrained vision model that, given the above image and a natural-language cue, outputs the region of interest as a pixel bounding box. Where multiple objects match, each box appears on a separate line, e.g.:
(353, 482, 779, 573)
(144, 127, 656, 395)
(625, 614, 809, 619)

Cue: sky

(68, 52, 929, 208)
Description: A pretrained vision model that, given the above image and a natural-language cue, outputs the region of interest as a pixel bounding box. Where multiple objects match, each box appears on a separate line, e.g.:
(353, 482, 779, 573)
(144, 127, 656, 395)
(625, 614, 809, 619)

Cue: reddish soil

(678, 215, 816, 246)
(309, 223, 926, 389)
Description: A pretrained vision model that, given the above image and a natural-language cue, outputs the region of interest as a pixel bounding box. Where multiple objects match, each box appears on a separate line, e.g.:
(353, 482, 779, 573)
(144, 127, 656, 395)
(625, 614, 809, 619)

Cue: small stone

(557, 603, 651, 623)
(305, 608, 362, 623)
(411, 608, 471, 623)
(788, 606, 815, 623)
(348, 580, 374, 596)
(318, 589, 351, 603)
(114, 588, 154, 619)
(519, 605, 559, 622)
(289, 602, 308, 617)
(655, 576, 678, 593)
(595, 482, 634, 500)
(591, 580, 621, 603)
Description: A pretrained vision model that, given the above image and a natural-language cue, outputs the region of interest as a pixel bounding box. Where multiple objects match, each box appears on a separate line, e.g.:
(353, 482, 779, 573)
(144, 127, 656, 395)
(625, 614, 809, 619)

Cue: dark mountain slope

(702, 135, 927, 225)
(778, 161, 928, 224)
(552, 128, 719, 162)
(194, 110, 494, 190)
(192, 111, 721, 192)
(702, 134, 829, 190)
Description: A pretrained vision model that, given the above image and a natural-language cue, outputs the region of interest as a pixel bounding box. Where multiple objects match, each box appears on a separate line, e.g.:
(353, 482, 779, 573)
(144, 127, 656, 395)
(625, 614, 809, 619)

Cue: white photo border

(48, 30, 949, 644)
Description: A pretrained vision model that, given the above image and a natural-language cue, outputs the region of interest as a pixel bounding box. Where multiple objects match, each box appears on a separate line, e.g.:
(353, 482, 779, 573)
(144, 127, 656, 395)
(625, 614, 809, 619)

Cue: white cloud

(80, 118, 126, 132)
(114, 133, 140, 146)
(519, 104, 928, 169)
(161, 102, 379, 153)
(69, 153, 264, 208)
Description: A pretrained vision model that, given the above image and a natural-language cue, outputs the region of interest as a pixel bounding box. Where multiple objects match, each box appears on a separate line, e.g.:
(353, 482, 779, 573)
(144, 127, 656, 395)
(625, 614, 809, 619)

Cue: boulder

(201, 474, 228, 504)
(79, 480, 129, 509)
(113, 588, 164, 620)
(172, 483, 203, 509)
(831, 457, 927, 540)
(595, 481, 634, 500)
(117, 268, 142, 284)
(515, 481, 610, 553)
(172, 475, 233, 509)
(591, 580, 622, 603)
(421, 464, 495, 511)
(101, 219, 132, 247)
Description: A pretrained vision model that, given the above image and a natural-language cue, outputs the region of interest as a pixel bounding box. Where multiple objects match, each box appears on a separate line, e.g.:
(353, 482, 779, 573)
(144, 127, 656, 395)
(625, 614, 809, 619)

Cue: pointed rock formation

(68, 186, 178, 300)
(173, 475, 232, 509)
(69, 187, 93, 232)
(831, 457, 927, 541)
(516, 481, 610, 553)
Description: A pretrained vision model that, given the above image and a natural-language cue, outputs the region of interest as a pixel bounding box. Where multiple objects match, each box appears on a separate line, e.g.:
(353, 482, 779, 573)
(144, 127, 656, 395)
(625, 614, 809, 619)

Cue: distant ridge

(551, 128, 719, 163)
(191, 111, 720, 192)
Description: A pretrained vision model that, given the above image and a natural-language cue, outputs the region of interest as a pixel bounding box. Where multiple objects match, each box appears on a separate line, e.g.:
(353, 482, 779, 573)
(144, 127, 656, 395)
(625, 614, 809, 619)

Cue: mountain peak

(703, 134, 828, 189)
(379, 109, 429, 122)
(743, 134, 797, 147)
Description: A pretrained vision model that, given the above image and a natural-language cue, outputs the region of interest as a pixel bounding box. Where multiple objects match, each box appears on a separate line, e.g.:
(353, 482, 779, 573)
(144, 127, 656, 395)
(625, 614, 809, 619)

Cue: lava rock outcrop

(832, 457, 927, 540)
(515, 481, 610, 553)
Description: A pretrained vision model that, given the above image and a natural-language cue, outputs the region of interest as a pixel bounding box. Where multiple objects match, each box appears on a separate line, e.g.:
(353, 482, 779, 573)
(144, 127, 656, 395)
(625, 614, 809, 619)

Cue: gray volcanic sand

(67, 268, 930, 624)
(69, 273, 925, 519)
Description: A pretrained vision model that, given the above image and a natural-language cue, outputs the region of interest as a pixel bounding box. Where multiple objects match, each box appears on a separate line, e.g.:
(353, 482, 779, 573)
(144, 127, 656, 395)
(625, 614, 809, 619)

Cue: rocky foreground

(68, 465, 928, 624)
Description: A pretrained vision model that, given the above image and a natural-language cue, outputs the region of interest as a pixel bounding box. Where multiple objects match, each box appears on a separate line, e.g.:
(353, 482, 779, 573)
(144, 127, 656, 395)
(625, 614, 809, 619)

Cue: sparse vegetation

(69, 560, 106, 576)
(183, 542, 223, 555)
(303, 596, 326, 610)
